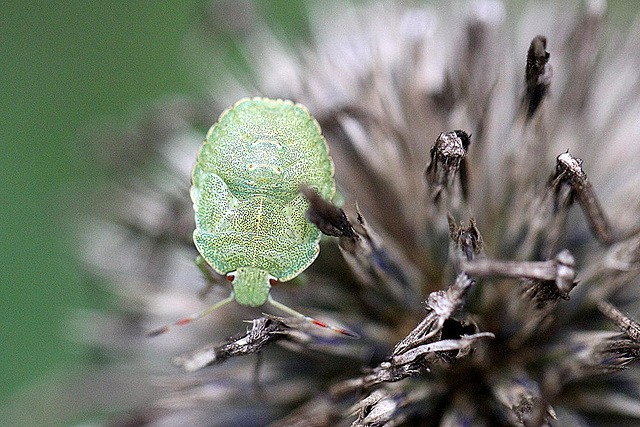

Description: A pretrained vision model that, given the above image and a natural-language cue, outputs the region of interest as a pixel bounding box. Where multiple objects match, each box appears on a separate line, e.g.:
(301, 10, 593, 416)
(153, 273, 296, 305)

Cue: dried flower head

(7, 1, 640, 426)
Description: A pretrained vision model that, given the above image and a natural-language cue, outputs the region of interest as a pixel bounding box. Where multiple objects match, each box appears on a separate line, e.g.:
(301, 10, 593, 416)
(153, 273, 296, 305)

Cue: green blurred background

(2, 0, 639, 408)
(0, 1, 207, 403)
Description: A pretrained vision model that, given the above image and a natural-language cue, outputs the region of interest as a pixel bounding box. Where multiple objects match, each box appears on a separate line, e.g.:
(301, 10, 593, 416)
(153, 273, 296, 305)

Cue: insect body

(150, 97, 356, 337)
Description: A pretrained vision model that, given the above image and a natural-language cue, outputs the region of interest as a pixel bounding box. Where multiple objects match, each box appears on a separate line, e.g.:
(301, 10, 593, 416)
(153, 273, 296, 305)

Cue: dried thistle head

(9, 1, 640, 426)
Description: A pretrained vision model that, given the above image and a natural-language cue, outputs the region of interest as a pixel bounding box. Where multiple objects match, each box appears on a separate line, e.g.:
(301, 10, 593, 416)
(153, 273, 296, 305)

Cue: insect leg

(267, 296, 359, 338)
(147, 294, 235, 337)
(195, 255, 220, 298)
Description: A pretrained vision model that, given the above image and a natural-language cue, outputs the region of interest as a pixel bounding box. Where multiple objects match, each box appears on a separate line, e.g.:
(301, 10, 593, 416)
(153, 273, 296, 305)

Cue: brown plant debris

(598, 300, 640, 344)
(332, 274, 493, 396)
(448, 215, 483, 262)
(550, 151, 613, 245)
(524, 35, 552, 119)
(425, 130, 471, 203)
(462, 249, 576, 295)
(172, 316, 292, 372)
(300, 185, 357, 242)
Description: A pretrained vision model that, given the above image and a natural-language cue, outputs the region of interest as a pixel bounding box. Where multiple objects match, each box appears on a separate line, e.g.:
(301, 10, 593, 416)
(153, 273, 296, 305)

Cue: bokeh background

(1, 0, 639, 410)
(0, 0, 206, 403)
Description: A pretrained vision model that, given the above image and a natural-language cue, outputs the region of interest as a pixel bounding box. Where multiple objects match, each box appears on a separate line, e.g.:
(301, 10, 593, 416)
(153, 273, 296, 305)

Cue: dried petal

(425, 130, 471, 204)
(524, 35, 552, 119)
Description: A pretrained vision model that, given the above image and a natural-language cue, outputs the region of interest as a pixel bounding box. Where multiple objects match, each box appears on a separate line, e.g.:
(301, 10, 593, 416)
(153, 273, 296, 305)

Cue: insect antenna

(267, 296, 359, 338)
(147, 295, 235, 337)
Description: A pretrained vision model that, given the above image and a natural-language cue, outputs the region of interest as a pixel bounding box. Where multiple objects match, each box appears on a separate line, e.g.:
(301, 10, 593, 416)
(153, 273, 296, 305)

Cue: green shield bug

(150, 97, 357, 338)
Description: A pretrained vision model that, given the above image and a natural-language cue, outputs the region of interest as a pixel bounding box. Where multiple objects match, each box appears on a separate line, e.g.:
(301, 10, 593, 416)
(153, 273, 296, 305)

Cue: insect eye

(226, 273, 235, 282)
(269, 278, 279, 286)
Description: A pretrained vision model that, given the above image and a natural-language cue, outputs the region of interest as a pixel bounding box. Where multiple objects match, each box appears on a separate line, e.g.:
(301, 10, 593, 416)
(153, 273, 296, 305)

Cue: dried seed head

(425, 130, 471, 204)
(394, 273, 476, 355)
(524, 35, 552, 119)
(551, 151, 613, 244)
(462, 250, 576, 295)
(598, 300, 640, 344)
(448, 215, 483, 262)
(555, 152, 584, 179)
(300, 185, 357, 241)
(517, 151, 613, 259)
(172, 316, 291, 372)
(554, 249, 577, 295)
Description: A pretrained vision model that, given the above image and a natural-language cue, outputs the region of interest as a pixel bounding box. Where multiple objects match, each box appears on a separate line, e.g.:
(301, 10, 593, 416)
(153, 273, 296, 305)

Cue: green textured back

(191, 97, 335, 282)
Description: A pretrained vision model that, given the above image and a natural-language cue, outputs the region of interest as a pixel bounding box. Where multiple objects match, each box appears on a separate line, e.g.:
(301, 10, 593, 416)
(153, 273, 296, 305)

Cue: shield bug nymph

(149, 97, 357, 338)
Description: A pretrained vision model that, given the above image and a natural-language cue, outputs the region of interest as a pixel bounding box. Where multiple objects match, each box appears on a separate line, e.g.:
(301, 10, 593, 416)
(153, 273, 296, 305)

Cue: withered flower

(6, 1, 640, 426)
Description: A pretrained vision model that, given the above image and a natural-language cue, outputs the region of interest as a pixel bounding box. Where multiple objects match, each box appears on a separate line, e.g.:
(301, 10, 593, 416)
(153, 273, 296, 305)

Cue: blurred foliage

(0, 0, 204, 403)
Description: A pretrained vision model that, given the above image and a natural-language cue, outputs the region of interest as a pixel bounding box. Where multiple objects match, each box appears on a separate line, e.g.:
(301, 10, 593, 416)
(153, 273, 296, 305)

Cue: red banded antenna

(268, 296, 359, 338)
(147, 295, 234, 337)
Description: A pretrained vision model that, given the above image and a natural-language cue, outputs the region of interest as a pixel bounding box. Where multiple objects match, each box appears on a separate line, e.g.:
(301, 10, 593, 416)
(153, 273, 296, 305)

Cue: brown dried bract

(425, 130, 471, 203)
(524, 35, 552, 119)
